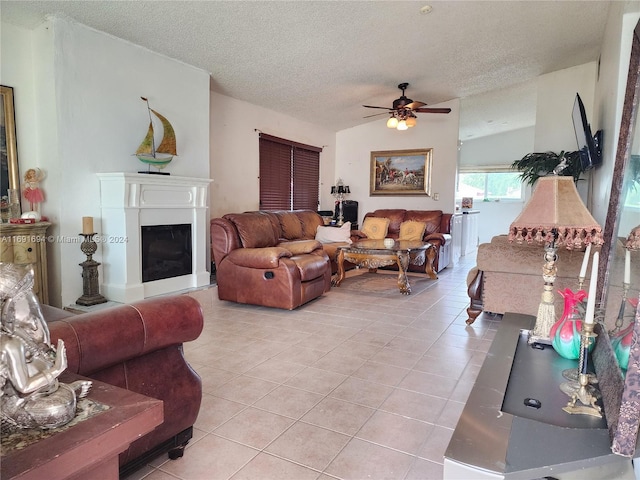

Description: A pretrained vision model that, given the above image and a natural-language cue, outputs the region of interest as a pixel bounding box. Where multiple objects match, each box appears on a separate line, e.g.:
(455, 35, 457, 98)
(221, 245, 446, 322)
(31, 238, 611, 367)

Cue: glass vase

(550, 288, 588, 360)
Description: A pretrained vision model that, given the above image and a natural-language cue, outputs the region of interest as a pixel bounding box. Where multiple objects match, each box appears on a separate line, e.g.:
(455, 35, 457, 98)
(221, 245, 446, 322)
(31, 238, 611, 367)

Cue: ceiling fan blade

(363, 105, 393, 110)
(405, 101, 426, 110)
(363, 111, 391, 118)
(414, 107, 452, 114)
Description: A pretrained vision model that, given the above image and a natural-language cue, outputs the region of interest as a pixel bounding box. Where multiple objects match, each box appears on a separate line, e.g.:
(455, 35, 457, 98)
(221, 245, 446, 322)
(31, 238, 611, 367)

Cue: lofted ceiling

(1, 1, 610, 138)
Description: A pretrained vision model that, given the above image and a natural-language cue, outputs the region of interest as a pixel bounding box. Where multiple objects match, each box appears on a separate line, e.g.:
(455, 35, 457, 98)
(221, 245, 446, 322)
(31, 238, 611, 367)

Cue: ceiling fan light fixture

(387, 116, 398, 128)
(397, 119, 408, 130)
(406, 116, 417, 128)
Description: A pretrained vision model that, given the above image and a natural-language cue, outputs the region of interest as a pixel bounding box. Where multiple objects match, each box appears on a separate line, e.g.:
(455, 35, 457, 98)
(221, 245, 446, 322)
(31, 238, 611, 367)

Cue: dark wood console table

(444, 313, 638, 479)
(1, 374, 163, 480)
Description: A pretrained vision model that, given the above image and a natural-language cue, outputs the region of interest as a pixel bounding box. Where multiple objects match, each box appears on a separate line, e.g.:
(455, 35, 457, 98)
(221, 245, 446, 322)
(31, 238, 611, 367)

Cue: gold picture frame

(1, 85, 19, 202)
(370, 148, 432, 196)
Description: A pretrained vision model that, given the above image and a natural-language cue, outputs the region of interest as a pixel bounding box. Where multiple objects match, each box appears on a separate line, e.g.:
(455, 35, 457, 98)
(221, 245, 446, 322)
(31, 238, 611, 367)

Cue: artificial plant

(511, 151, 583, 186)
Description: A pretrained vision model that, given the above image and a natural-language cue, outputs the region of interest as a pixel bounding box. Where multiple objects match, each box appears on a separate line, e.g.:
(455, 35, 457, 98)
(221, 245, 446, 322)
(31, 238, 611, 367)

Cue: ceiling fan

(363, 82, 451, 130)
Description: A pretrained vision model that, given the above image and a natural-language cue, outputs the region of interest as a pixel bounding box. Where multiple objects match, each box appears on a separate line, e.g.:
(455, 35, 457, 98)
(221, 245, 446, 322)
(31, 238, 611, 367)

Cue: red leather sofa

(362, 209, 453, 273)
(45, 295, 203, 477)
(210, 210, 332, 310)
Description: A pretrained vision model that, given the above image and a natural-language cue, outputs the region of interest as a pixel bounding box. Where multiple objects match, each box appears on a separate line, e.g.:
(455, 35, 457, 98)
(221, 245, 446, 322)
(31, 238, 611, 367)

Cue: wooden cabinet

(0, 222, 51, 304)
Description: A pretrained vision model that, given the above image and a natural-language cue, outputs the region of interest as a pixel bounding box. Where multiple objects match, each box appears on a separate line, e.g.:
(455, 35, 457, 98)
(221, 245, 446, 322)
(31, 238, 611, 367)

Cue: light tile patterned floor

(126, 251, 500, 480)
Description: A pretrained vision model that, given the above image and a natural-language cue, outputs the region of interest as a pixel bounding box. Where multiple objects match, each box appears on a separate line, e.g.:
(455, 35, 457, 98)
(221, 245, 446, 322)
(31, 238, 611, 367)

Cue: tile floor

(126, 251, 501, 480)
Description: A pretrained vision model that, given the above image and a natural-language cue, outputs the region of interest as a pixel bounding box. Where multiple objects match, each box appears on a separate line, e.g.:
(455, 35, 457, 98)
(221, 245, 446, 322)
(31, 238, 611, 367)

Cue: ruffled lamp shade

(509, 176, 603, 249)
(508, 176, 603, 342)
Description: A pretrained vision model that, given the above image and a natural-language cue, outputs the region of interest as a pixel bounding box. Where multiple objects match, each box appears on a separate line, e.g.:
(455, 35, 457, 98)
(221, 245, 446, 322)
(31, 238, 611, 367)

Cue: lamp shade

(508, 176, 603, 249)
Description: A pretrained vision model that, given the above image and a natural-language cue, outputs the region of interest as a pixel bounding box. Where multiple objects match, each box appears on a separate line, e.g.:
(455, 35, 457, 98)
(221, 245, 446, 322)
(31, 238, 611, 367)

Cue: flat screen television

(572, 93, 602, 170)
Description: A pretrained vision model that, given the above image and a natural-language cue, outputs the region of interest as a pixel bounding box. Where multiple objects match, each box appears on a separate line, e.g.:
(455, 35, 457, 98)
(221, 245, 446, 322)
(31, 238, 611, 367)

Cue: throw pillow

(399, 221, 427, 241)
(315, 222, 352, 244)
(361, 217, 390, 240)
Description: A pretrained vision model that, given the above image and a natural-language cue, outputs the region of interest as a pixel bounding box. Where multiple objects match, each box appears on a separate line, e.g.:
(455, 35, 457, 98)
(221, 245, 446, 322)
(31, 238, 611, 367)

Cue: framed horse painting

(370, 148, 432, 196)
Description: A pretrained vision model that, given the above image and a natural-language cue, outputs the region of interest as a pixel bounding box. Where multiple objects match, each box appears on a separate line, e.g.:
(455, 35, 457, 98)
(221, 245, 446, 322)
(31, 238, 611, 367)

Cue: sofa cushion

(399, 221, 427, 241)
(295, 210, 324, 239)
(404, 210, 443, 235)
(225, 212, 278, 248)
(362, 217, 390, 239)
(276, 211, 303, 240)
(315, 222, 352, 244)
(368, 209, 406, 234)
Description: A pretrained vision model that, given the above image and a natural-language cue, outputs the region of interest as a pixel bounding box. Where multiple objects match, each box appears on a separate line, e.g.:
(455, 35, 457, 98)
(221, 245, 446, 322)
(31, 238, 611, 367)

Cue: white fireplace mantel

(97, 172, 212, 303)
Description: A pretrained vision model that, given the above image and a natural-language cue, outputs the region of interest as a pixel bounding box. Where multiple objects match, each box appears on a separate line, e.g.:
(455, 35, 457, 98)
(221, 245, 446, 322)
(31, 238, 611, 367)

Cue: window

(259, 134, 321, 211)
(457, 167, 523, 201)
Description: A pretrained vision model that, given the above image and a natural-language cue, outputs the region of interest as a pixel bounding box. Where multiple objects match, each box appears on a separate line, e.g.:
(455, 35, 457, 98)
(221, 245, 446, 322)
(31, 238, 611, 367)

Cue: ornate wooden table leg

(332, 248, 346, 286)
(466, 269, 484, 325)
(396, 251, 411, 295)
(425, 245, 438, 280)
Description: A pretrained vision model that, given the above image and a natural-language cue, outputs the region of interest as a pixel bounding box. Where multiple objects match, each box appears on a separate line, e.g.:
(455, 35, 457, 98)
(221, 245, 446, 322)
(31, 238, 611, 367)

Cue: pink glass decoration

(612, 298, 638, 371)
(550, 288, 588, 359)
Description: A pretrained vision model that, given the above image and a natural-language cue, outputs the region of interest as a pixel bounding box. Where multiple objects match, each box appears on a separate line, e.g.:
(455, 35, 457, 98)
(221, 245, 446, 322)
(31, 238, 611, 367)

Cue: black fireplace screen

(141, 224, 192, 283)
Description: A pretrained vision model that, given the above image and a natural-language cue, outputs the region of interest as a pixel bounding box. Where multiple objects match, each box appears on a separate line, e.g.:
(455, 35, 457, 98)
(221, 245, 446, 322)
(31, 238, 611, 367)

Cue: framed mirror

(1, 85, 21, 217)
(595, 18, 640, 458)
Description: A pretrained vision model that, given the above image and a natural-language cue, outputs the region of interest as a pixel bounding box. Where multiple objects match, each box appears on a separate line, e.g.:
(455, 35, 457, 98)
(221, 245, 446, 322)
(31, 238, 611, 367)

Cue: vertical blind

(259, 134, 321, 211)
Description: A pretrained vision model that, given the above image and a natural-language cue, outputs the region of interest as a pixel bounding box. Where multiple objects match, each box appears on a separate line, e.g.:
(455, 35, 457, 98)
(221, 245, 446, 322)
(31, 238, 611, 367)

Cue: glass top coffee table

(333, 239, 436, 295)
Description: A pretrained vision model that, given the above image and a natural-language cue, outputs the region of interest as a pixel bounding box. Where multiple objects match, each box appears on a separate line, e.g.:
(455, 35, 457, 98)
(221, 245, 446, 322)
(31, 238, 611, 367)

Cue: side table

(1, 373, 163, 480)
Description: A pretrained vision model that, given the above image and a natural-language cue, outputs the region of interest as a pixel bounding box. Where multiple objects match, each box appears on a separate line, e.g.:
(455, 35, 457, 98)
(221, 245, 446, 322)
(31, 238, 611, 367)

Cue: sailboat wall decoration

(135, 97, 177, 174)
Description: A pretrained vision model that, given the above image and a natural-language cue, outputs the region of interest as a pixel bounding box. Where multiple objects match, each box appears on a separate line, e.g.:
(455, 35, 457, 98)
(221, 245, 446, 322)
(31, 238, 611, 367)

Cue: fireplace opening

(141, 224, 192, 283)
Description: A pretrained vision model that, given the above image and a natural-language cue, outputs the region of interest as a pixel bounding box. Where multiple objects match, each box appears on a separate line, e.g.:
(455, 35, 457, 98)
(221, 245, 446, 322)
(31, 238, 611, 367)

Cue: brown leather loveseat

(210, 210, 332, 309)
(362, 209, 453, 273)
(45, 295, 203, 477)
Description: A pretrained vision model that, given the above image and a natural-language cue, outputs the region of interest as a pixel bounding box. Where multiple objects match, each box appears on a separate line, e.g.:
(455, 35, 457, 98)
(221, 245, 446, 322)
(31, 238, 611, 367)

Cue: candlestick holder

(609, 281, 630, 335)
(76, 233, 108, 306)
(560, 322, 602, 417)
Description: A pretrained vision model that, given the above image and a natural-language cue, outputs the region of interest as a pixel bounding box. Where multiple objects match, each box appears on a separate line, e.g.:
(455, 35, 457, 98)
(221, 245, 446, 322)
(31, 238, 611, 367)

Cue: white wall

(592, 3, 640, 226)
(210, 91, 336, 218)
(335, 99, 460, 226)
(2, 17, 211, 307)
(534, 62, 598, 153)
(459, 126, 535, 167)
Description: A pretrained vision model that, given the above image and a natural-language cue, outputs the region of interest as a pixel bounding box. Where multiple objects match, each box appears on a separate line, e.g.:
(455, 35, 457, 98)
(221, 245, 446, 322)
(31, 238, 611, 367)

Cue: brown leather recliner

(46, 295, 203, 476)
(210, 210, 332, 309)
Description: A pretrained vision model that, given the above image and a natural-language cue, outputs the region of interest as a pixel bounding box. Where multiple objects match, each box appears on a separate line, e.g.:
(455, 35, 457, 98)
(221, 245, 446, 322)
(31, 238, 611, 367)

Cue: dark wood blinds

(259, 134, 321, 211)
(293, 147, 320, 210)
(259, 138, 291, 210)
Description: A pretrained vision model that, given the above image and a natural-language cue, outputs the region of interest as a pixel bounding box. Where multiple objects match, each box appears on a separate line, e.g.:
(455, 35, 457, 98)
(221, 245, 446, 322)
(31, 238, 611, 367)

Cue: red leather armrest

(49, 295, 203, 376)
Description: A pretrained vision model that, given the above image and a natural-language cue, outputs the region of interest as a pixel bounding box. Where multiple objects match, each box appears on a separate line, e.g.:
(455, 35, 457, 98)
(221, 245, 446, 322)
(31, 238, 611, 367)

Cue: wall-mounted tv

(572, 93, 602, 170)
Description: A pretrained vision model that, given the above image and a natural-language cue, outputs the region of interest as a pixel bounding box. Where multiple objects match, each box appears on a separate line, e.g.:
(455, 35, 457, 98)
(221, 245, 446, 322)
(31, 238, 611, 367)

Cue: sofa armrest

(441, 213, 453, 234)
(278, 239, 323, 255)
(424, 232, 446, 246)
(351, 230, 368, 240)
(226, 247, 292, 269)
(49, 295, 203, 376)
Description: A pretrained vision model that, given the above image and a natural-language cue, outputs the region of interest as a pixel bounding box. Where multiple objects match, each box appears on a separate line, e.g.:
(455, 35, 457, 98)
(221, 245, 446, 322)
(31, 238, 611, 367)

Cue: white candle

(579, 243, 591, 279)
(625, 249, 631, 285)
(584, 251, 599, 324)
(82, 216, 94, 235)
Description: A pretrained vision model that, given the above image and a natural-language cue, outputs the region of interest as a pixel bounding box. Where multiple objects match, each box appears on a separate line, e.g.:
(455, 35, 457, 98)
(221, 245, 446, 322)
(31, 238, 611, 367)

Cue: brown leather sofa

(210, 210, 333, 309)
(45, 295, 203, 477)
(362, 209, 453, 273)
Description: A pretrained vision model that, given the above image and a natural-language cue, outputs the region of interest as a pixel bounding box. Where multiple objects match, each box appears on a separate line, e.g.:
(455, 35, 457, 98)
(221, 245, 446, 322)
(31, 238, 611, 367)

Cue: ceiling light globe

(397, 120, 408, 130)
(406, 117, 417, 127)
(387, 117, 398, 128)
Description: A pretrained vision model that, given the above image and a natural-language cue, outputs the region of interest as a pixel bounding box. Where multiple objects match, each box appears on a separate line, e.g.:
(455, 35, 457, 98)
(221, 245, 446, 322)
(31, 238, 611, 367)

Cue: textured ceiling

(1, 1, 610, 138)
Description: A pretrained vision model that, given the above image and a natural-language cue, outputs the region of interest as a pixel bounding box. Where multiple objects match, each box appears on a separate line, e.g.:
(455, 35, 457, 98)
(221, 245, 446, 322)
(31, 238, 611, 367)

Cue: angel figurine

(22, 168, 45, 214)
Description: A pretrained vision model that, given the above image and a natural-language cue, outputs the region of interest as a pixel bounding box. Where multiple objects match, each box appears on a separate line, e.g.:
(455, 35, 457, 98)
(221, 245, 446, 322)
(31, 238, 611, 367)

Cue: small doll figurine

(22, 168, 45, 213)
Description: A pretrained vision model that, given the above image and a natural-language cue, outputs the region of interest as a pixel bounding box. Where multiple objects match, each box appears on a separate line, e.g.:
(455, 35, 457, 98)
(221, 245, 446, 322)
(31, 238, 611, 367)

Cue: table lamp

(508, 175, 603, 343)
(331, 178, 350, 226)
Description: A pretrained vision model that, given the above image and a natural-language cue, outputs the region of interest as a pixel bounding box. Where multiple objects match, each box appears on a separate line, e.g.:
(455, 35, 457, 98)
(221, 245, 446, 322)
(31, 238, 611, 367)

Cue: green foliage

(510, 151, 584, 186)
